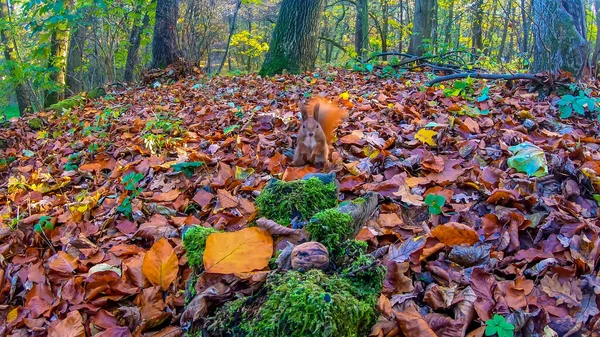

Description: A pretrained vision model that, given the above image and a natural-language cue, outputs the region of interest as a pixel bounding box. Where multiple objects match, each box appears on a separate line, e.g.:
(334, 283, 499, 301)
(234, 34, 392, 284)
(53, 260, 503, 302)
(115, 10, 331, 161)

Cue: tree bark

(0, 0, 30, 113)
(125, 5, 151, 82)
(354, 0, 368, 59)
(381, 0, 389, 60)
(408, 0, 436, 56)
(532, 0, 588, 75)
(259, 0, 325, 76)
(151, 0, 181, 69)
(498, 1, 512, 59)
(66, 22, 86, 96)
(217, 0, 242, 75)
(472, 0, 483, 52)
(520, 0, 530, 55)
(592, 0, 600, 67)
(443, 0, 453, 45)
(45, 0, 71, 107)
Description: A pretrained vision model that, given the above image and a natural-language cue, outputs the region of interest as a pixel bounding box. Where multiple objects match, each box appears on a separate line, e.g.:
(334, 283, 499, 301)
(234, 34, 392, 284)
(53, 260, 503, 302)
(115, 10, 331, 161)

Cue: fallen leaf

(431, 222, 479, 246)
(203, 227, 273, 274)
(48, 252, 79, 274)
(507, 142, 548, 177)
(142, 238, 179, 290)
(48, 310, 85, 337)
(217, 189, 239, 208)
(415, 129, 437, 146)
(394, 306, 437, 337)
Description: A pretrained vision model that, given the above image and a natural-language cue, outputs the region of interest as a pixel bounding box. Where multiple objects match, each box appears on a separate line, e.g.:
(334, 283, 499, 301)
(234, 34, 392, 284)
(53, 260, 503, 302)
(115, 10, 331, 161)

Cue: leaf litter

(0, 68, 599, 336)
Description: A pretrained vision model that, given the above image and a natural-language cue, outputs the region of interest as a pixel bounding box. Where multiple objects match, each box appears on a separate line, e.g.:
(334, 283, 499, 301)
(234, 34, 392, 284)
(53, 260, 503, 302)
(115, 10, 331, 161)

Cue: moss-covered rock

(306, 209, 353, 254)
(182, 226, 220, 269)
(255, 177, 338, 226)
(27, 117, 44, 130)
(210, 270, 378, 337)
(48, 95, 84, 112)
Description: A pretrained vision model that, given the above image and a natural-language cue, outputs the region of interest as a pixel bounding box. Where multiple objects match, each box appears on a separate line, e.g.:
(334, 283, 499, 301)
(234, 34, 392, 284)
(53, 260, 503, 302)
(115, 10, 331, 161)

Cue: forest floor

(1, 67, 600, 336)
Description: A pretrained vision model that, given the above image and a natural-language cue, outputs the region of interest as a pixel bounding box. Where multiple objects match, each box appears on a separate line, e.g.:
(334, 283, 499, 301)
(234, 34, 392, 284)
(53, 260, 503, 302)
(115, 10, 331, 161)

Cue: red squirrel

(292, 98, 347, 167)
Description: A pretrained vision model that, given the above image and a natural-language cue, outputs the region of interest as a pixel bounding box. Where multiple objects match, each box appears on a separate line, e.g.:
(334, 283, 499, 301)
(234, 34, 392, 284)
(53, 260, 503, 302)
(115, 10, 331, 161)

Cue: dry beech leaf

(217, 189, 239, 208)
(48, 310, 85, 337)
(256, 217, 300, 235)
(203, 227, 273, 274)
(394, 306, 437, 337)
(142, 238, 179, 290)
(48, 252, 79, 274)
(431, 222, 479, 246)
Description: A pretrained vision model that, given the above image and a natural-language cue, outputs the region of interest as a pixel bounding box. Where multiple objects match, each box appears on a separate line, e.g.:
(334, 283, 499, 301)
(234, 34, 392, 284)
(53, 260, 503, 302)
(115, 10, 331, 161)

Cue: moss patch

(219, 270, 378, 337)
(255, 178, 338, 226)
(27, 117, 44, 130)
(48, 94, 84, 112)
(182, 226, 220, 269)
(306, 209, 353, 254)
(86, 87, 106, 99)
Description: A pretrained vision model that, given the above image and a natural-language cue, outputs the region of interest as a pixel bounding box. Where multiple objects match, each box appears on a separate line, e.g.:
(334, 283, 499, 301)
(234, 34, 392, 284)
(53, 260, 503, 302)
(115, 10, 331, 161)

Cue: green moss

(86, 87, 106, 99)
(306, 209, 353, 254)
(342, 253, 386, 298)
(334, 239, 368, 266)
(255, 178, 338, 226)
(27, 117, 44, 130)
(243, 270, 377, 337)
(48, 94, 84, 112)
(182, 226, 220, 269)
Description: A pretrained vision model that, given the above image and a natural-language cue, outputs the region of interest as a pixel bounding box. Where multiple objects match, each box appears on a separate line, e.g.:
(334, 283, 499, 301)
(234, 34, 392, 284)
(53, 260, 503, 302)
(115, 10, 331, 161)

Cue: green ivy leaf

(559, 105, 573, 118)
(172, 161, 204, 178)
(224, 124, 240, 134)
(34, 224, 43, 233)
(485, 314, 514, 337)
(573, 99, 585, 114)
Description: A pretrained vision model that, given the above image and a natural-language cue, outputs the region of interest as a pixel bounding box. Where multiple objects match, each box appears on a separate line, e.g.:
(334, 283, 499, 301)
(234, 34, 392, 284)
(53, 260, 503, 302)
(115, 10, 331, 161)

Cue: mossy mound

(208, 269, 380, 337)
(86, 87, 106, 99)
(182, 226, 220, 269)
(48, 95, 84, 112)
(306, 209, 353, 254)
(27, 117, 44, 130)
(255, 177, 338, 226)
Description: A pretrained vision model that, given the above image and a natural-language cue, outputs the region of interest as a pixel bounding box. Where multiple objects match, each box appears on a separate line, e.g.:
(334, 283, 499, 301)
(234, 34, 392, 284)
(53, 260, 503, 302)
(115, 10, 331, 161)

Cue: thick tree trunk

(45, 0, 70, 107)
(408, 0, 436, 56)
(217, 0, 242, 75)
(0, 0, 30, 113)
(472, 0, 483, 52)
(532, 0, 588, 75)
(498, 2, 512, 59)
(259, 0, 325, 76)
(125, 6, 151, 81)
(354, 0, 368, 59)
(66, 23, 85, 96)
(151, 0, 180, 69)
(444, 1, 453, 45)
(592, 0, 600, 67)
(521, 0, 530, 55)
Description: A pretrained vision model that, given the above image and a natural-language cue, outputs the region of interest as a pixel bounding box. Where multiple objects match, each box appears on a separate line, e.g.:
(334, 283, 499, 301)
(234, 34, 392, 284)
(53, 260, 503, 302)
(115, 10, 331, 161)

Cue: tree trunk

(498, 2, 512, 59)
(444, 1, 453, 45)
(66, 22, 86, 96)
(592, 0, 600, 67)
(151, 0, 180, 69)
(520, 0, 530, 55)
(532, 0, 588, 75)
(0, 0, 30, 113)
(471, 0, 483, 53)
(408, 0, 436, 56)
(125, 4, 151, 82)
(381, 0, 389, 60)
(45, 0, 70, 107)
(217, 0, 242, 75)
(259, 0, 325, 76)
(354, 0, 368, 59)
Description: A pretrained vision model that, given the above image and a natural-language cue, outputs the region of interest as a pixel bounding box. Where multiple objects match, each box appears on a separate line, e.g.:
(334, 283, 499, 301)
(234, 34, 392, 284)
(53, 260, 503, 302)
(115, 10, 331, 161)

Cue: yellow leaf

(203, 227, 273, 274)
(7, 308, 18, 322)
(415, 129, 437, 146)
(142, 238, 179, 290)
(339, 91, 350, 100)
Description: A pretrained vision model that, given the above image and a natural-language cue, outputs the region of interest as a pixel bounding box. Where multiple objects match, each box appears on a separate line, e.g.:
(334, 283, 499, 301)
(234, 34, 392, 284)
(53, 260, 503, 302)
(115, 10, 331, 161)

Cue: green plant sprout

(424, 193, 446, 215)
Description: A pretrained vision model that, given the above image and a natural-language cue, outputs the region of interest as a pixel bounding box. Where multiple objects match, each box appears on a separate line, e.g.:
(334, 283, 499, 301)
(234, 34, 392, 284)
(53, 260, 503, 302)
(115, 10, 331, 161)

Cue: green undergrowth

(182, 226, 220, 269)
(306, 209, 353, 254)
(255, 178, 338, 225)
(207, 269, 382, 337)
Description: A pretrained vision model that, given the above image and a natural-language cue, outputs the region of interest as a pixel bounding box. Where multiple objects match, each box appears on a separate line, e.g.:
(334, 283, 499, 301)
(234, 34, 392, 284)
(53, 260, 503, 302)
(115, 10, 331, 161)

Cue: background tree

(408, 0, 436, 55)
(152, 0, 180, 68)
(259, 0, 325, 76)
(44, 0, 71, 107)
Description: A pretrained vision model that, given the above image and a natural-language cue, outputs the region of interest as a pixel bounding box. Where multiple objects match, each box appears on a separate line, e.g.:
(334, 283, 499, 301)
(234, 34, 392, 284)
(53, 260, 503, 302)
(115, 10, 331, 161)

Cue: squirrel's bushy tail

(307, 97, 347, 145)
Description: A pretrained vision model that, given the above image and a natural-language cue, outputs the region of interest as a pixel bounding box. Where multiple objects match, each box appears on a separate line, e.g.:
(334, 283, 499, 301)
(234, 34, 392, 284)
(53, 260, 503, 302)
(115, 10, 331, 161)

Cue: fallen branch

(426, 73, 543, 86)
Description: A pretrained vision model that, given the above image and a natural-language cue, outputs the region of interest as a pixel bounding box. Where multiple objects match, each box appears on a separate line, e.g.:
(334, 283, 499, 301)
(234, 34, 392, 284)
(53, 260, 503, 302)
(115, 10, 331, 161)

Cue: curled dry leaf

(394, 305, 437, 337)
(256, 217, 300, 235)
(48, 310, 85, 337)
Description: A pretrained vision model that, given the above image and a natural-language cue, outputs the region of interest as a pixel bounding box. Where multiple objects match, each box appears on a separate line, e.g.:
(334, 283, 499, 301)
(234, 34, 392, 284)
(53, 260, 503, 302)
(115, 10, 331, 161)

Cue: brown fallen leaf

(256, 217, 300, 235)
(48, 251, 79, 274)
(142, 238, 179, 290)
(394, 305, 437, 337)
(48, 310, 85, 337)
(217, 189, 239, 208)
(431, 222, 479, 246)
(203, 227, 273, 274)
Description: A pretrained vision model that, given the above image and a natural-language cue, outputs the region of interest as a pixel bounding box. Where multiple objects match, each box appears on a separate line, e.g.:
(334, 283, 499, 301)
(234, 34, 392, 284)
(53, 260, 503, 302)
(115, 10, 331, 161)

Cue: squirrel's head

(299, 102, 321, 138)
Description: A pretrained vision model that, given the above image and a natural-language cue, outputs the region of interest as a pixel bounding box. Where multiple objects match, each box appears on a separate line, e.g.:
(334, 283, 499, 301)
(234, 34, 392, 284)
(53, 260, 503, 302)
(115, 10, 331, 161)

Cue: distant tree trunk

(0, 0, 30, 113)
(484, 0, 498, 50)
(66, 22, 85, 96)
(408, 0, 436, 56)
(398, 0, 404, 52)
(217, 0, 242, 75)
(532, 0, 588, 75)
(498, 2, 512, 59)
(381, 0, 389, 60)
(592, 0, 600, 67)
(259, 0, 325, 76)
(444, 1, 453, 45)
(520, 0, 530, 55)
(45, 0, 71, 107)
(354, 0, 368, 59)
(125, 4, 151, 82)
(151, 0, 180, 69)
(431, 0, 438, 53)
(472, 0, 483, 53)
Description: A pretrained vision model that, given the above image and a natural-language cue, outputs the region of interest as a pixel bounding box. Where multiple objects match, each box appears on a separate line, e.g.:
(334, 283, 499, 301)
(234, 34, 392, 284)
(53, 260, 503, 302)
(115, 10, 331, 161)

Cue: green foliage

(593, 194, 600, 206)
(48, 95, 84, 112)
(425, 193, 446, 215)
(557, 92, 600, 121)
(117, 172, 144, 219)
(182, 226, 220, 269)
(33, 215, 54, 233)
(507, 142, 548, 177)
(235, 270, 378, 337)
(172, 162, 204, 178)
(485, 314, 515, 337)
(306, 209, 353, 254)
(27, 117, 44, 130)
(142, 113, 184, 154)
(443, 78, 475, 98)
(255, 178, 338, 226)
(342, 252, 386, 298)
(0, 105, 20, 122)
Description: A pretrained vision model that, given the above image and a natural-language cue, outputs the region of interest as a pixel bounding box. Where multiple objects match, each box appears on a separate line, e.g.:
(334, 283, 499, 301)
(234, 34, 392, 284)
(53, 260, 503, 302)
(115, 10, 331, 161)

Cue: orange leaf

(377, 213, 402, 228)
(142, 238, 179, 290)
(48, 252, 79, 274)
(394, 306, 437, 337)
(282, 166, 318, 181)
(378, 294, 393, 318)
(48, 310, 85, 337)
(217, 189, 239, 208)
(203, 227, 273, 274)
(430, 222, 479, 246)
(151, 189, 181, 202)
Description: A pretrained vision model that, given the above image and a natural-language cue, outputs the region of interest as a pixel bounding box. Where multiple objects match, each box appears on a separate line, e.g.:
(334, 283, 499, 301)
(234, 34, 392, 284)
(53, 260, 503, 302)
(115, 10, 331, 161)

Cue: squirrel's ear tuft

(313, 103, 321, 121)
(299, 102, 308, 120)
